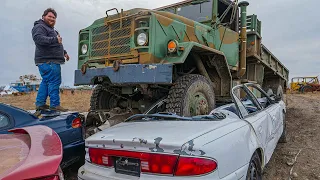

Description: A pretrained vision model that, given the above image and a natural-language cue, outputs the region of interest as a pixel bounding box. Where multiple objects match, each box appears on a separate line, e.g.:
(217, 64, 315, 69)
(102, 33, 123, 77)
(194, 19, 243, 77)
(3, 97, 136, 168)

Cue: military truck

(75, 0, 289, 122)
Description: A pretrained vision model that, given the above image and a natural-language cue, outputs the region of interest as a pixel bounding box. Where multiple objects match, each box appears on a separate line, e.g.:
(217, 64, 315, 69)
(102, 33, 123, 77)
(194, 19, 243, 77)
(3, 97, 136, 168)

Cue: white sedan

(78, 83, 286, 180)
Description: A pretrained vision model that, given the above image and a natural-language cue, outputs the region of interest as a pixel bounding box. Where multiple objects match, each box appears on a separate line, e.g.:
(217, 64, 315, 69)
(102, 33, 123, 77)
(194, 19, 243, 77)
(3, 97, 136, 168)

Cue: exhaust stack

(238, 1, 249, 78)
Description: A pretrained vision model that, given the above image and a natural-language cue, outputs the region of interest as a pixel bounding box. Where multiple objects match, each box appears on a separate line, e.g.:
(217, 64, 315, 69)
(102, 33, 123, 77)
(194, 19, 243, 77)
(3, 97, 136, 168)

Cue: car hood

(86, 119, 236, 154)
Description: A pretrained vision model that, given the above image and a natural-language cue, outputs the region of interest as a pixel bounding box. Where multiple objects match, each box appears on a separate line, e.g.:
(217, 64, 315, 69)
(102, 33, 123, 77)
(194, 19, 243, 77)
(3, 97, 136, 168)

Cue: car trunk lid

(86, 120, 229, 154)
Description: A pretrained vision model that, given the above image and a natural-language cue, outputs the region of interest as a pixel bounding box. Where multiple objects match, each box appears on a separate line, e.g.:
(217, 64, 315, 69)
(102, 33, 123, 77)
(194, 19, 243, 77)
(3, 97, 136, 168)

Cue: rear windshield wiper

(126, 113, 191, 122)
(126, 112, 226, 122)
(192, 112, 226, 121)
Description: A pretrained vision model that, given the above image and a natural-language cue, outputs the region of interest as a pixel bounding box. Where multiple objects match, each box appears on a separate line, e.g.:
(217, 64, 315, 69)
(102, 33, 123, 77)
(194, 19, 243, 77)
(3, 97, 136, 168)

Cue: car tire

(246, 152, 262, 180)
(279, 112, 287, 143)
(165, 74, 215, 117)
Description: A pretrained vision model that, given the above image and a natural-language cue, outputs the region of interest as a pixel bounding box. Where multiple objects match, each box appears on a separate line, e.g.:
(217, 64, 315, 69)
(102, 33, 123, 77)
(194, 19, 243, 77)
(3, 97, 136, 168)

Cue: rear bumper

(61, 140, 85, 168)
(77, 162, 249, 180)
(74, 64, 173, 85)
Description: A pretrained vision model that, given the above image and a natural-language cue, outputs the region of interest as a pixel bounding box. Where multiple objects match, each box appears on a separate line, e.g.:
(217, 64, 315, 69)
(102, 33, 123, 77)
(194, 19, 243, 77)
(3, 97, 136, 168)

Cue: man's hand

(57, 35, 62, 44)
(64, 53, 70, 61)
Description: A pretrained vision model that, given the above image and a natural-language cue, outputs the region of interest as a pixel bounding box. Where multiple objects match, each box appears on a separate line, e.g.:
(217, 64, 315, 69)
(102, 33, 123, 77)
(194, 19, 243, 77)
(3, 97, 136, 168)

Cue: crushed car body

(78, 83, 287, 179)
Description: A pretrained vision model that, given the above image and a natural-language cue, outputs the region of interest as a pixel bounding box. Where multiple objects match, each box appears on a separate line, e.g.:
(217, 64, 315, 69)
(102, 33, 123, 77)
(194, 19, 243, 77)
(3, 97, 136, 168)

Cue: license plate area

(114, 157, 141, 177)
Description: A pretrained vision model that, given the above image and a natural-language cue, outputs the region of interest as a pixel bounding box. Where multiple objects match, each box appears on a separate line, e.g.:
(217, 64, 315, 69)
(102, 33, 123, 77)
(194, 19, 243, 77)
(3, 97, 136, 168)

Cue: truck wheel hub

(190, 92, 208, 116)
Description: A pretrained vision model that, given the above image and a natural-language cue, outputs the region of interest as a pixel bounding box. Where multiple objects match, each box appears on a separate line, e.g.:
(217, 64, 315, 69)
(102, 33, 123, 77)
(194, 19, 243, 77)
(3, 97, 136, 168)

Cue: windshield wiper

(126, 113, 191, 122)
(126, 112, 226, 122)
(192, 112, 226, 121)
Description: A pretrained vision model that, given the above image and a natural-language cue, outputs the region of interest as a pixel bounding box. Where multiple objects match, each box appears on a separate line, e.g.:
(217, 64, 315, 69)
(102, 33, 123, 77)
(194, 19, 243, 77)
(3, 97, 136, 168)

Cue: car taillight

(89, 148, 178, 174)
(140, 152, 177, 174)
(88, 148, 217, 176)
(89, 148, 114, 167)
(174, 156, 217, 176)
(72, 117, 82, 128)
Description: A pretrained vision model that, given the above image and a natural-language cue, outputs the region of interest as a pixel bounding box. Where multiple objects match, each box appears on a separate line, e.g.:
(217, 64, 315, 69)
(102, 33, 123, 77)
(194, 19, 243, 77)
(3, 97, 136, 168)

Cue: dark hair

(42, 8, 57, 18)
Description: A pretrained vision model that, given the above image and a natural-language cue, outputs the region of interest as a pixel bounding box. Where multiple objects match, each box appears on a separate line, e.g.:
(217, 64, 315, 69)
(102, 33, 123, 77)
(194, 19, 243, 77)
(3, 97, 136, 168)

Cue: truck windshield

(160, 0, 213, 22)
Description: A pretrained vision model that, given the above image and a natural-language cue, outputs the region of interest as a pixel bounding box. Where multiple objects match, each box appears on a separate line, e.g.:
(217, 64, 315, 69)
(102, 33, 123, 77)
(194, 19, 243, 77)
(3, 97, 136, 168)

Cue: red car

(0, 125, 64, 180)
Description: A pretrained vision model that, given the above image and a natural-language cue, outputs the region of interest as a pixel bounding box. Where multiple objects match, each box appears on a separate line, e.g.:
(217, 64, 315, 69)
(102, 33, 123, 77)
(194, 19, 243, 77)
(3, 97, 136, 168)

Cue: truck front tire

(90, 85, 118, 110)
(165, 74, 215, 117)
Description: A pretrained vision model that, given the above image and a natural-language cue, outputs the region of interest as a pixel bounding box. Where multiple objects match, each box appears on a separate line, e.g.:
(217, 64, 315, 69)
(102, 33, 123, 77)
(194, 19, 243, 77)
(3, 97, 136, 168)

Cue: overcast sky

(0, 0, 319, 86)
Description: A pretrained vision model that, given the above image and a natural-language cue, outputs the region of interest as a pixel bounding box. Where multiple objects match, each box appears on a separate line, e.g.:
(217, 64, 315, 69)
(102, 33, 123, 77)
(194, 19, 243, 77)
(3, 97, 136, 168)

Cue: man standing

(32, 8, 69, 111)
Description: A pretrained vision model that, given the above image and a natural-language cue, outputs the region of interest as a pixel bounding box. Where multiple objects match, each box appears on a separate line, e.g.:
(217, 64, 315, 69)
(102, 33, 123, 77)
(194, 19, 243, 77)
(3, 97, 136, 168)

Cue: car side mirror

(275, 95, 282, 102)
(269, 94, 281, 103)
(269, 94, 276, 99)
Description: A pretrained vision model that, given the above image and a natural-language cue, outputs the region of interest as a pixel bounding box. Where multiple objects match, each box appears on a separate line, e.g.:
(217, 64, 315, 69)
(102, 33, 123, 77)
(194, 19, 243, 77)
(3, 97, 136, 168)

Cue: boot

(50, 105, 69, 112)
(36, 104, 50, 110)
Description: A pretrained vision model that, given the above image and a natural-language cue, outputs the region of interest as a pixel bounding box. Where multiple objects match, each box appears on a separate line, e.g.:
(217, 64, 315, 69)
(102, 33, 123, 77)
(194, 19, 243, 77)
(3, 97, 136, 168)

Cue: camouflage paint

(77, 1, 289, 86)
(77, 4, 240, 71)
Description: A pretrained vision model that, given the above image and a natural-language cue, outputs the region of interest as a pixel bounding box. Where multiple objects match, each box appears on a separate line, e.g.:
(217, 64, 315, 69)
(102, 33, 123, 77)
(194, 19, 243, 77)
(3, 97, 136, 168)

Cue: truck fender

(164, 42, 232, 97)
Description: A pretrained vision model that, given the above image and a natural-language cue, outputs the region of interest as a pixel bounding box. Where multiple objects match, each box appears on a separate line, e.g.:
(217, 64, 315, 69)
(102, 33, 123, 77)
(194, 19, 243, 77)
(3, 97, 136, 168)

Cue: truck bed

(245, 15, 289, 83)
(260, 44, 289, 81)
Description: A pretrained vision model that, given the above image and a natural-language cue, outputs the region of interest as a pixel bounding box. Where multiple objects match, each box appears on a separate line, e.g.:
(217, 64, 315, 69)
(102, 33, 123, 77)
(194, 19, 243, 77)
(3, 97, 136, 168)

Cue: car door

(243, 84, 282, 163)
(231, 85, 273, 161)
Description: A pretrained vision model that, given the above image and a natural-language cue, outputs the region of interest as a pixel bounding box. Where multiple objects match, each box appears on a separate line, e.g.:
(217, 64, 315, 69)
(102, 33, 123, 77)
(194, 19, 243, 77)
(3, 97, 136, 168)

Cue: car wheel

(246, 152, 262, 180)
(165, 74, 215, 117)
(279, 112, 287, 143)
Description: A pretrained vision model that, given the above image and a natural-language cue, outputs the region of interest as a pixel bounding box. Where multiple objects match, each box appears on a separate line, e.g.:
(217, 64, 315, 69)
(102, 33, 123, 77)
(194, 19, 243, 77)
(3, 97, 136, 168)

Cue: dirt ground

(0, 90, 92, 112)
(1, 92, 319, 179)
(263, 93, 320, 180)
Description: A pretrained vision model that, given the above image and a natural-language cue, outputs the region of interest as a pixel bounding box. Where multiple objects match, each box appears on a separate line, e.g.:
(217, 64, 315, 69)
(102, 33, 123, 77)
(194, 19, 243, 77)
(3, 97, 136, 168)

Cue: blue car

(0, 103, 85, 169)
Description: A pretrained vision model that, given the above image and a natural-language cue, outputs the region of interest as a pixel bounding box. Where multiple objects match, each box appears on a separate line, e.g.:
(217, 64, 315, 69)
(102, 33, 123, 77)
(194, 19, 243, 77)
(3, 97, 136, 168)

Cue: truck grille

(91, 19, 132, 58)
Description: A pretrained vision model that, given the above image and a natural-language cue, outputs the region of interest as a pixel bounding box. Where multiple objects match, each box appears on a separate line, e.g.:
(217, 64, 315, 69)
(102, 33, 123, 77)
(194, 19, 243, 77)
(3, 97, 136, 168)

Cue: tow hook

(113, 60, 122, 72)
(81, 64, 88, 74)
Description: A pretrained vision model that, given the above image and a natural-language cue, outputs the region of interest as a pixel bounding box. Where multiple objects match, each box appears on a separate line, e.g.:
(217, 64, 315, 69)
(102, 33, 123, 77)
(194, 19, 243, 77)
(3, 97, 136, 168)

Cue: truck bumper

(74, 64, 173, 85)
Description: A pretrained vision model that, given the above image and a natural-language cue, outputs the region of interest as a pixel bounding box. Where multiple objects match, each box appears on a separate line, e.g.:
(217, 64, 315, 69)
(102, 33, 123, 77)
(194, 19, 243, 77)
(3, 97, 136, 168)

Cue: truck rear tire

(165, 74, 215, 117)
(269, 85, 283, 100)
(266, 89, 273, 96)
(276, 85, 284, 100)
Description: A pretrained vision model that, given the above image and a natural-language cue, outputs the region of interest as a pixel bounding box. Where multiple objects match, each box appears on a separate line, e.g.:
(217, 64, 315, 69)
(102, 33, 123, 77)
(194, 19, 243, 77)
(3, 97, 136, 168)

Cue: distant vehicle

(290, 76, 320, 93)
(78, 83, 286, 180)
(0, 103, 86, 169)
(0, 125, 64, 180)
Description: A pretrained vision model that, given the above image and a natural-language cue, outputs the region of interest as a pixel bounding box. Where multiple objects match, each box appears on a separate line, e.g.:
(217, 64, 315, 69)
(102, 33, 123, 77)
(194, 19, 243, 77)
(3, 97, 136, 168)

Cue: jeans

(36, 62, 61, 107)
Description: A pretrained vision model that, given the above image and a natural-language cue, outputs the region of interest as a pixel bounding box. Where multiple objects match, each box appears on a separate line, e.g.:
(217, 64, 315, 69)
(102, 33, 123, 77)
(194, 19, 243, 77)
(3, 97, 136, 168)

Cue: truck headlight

(137, 32, 148, 46)
(81, 44, 88, 55)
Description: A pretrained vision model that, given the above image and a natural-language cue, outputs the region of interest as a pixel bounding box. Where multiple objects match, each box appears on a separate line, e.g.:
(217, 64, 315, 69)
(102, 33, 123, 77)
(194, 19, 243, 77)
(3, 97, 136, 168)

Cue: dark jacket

(32, 19, 67, 64)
